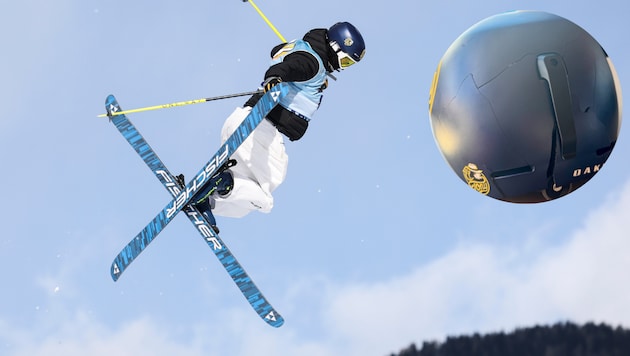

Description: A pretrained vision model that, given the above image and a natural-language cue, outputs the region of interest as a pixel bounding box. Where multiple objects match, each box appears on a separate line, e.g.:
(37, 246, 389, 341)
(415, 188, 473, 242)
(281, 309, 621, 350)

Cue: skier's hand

(262, 77, 282, 93)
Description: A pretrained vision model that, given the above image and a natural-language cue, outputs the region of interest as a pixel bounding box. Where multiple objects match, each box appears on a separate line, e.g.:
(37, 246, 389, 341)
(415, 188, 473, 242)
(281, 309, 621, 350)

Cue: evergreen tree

(389, 322, 630, 356)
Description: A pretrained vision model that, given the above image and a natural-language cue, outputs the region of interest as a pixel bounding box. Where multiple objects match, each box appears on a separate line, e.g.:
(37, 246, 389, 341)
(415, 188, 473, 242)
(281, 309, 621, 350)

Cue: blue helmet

(328, 22, 366, 69)
(429, 11, 621, 203)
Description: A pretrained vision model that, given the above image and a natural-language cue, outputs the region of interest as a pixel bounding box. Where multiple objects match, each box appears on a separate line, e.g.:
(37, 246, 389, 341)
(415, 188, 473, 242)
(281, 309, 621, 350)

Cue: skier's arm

(264, 51, 319, 83)
(243, 48, 319, 110)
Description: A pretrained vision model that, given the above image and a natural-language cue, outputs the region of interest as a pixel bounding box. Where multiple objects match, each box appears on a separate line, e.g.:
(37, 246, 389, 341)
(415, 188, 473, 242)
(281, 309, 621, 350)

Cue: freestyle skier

(191, 21, 366, 231)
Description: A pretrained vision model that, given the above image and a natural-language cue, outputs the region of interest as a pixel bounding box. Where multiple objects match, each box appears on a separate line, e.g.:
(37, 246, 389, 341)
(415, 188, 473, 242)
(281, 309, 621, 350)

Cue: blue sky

(1, 0, 629, 355)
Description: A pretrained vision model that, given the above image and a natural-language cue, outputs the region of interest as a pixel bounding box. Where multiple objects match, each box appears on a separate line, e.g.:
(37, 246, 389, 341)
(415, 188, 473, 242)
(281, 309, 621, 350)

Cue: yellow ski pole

(242, 0, 286, 42)
(97, 90, 262, 117)
(241, 0, 337, 80)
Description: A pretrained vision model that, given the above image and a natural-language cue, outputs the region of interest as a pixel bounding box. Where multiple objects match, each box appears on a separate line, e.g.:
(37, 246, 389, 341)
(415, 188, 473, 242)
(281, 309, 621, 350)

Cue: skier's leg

(191, 169, 234, 233)
(192, 169, 235, 205)
(245, 119, 288, 194)
(211, 106, 288, 218)
(211, 172, 274, 218)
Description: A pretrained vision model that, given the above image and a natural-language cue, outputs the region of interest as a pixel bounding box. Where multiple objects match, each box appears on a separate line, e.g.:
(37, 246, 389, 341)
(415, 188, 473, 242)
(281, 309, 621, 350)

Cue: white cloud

(0, 307, 344, 356)
(1, 312, 204, 356)
(4, 182, 630, 356)
(322, 181, 630, 355)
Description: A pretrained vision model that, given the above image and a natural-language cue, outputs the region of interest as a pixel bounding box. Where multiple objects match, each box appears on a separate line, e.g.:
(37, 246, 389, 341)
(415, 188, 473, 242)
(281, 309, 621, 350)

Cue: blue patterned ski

(105, 86, 286, 327)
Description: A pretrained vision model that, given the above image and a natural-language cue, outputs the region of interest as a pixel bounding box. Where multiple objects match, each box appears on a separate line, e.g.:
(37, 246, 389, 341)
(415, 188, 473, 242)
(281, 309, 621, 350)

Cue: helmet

(328, 22, 366, 69)
(429, 11, 621, 203)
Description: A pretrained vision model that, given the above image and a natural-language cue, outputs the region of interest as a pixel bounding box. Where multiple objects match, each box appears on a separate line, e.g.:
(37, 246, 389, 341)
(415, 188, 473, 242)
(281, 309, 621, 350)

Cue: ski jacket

(245, 29, 338, 141)
(270, 40, 327, 120)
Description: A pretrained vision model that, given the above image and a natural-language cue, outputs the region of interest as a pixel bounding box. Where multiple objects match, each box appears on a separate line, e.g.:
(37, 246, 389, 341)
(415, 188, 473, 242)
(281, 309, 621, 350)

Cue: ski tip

(103, 95, 122, 118)
(97, 95, 117, 117)
(105, 94, 116, 102)
(263, 310, 285, 328)
(105, 94, 118, 107)
(272, 317, 285, 328)
(110, 262, 122, 282)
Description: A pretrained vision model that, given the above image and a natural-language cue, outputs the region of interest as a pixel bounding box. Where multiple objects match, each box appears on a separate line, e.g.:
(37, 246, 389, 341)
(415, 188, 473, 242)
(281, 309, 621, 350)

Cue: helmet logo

(462, 163, 490, 195)
(344, 37, 354, 46)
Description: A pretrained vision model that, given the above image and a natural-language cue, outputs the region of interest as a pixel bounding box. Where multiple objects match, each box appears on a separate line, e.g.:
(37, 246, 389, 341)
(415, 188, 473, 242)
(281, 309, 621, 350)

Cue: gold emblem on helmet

(462, 163, 490, 195)
(344, 38, 354, 46)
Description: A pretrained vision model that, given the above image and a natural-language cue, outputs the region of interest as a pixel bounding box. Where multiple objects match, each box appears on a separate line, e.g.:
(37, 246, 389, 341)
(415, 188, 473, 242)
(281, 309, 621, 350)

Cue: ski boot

(195, 199, 220, 234)
(190, 160, 236, 234)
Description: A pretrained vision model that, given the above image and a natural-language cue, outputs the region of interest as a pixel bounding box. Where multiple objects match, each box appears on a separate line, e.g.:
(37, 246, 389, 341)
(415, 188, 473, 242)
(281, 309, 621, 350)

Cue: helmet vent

(491, 165, 534, 179)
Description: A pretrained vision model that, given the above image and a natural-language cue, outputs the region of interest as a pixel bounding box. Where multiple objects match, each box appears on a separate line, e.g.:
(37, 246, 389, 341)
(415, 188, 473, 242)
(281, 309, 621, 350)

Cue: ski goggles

(338, 53, 356, 68)
(331, 42, 356, 69)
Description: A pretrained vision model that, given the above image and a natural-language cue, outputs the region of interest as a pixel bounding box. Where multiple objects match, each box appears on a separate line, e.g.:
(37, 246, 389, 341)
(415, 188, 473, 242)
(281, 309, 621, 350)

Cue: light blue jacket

(270, 40, 327, 119)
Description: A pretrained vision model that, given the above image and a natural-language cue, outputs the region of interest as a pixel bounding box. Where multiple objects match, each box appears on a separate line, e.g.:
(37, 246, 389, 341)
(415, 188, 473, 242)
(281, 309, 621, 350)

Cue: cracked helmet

(429, 11, 622, 203)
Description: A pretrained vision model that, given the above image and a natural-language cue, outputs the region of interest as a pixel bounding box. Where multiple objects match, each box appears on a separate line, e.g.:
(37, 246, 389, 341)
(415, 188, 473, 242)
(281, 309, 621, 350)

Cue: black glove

(262, 76, 282, 93)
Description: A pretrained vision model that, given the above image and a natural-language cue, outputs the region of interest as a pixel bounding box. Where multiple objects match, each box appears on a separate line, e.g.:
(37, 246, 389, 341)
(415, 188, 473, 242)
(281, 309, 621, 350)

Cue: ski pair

(104, 84, 288, 327)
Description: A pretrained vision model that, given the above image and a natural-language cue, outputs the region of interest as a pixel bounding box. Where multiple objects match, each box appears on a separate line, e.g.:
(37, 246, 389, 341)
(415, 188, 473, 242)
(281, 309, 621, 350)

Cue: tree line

(390, 322, 630, 356)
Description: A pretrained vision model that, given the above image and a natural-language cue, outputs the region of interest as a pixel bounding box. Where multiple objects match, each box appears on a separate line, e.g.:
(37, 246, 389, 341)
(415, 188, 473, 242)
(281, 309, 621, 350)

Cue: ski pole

(97, 89, 262, 117)
(242, 0, 286, 42)
(241, 0, 337, 81)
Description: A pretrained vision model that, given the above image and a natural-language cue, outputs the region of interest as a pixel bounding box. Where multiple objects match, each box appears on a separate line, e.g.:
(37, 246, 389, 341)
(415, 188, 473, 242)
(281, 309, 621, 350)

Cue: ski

(104, 86, 287, 327)
(107, 85, 285, 279)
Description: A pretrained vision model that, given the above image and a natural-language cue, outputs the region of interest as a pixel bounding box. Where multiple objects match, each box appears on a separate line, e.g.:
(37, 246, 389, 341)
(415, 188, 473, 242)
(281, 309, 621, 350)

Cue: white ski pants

(212, 106, 288, 218)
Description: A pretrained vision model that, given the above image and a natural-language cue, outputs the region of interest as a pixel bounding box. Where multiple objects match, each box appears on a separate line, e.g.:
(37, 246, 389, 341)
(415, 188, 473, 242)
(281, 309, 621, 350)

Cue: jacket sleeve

(264, 51, 320, 82)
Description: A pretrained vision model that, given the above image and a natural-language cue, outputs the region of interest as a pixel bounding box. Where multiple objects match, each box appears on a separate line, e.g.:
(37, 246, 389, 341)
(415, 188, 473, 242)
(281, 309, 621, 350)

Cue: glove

(262, 76, 282, 93)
